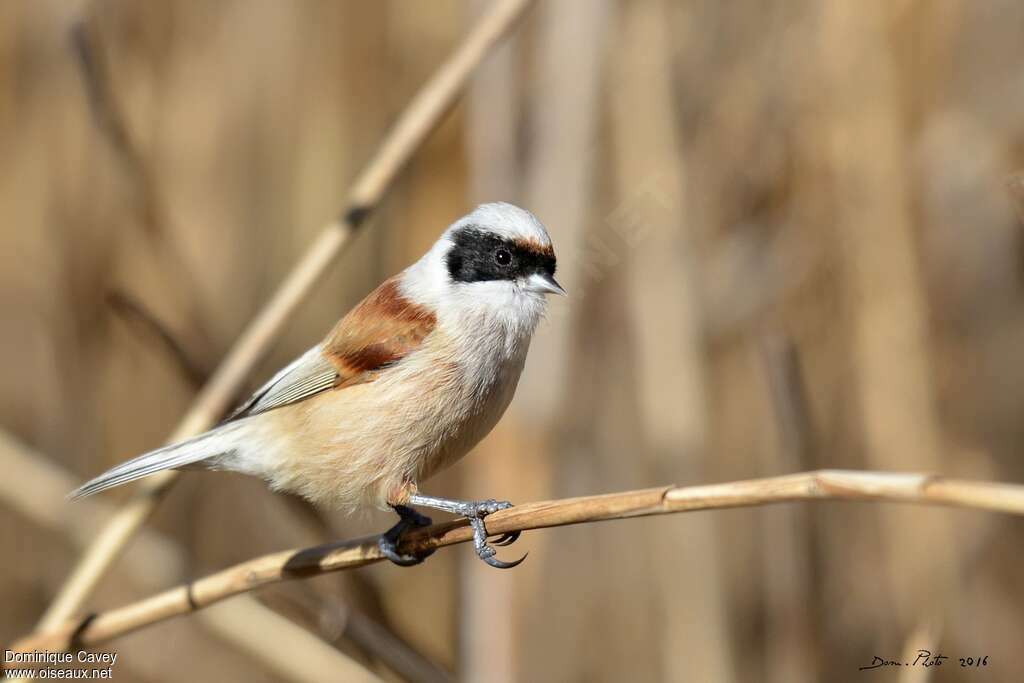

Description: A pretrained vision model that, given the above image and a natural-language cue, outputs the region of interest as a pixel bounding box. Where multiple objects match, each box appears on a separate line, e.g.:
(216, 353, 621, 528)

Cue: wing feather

(228, 346, 337, 419)
(226, 276, 436, 421)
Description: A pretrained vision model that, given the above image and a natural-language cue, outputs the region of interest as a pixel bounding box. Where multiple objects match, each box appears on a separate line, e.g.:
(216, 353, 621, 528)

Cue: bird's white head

(401, 202, 564, 338)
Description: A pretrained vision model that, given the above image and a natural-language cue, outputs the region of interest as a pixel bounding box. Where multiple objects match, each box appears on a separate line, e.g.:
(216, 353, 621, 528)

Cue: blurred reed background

(2, 0, 1024, 681)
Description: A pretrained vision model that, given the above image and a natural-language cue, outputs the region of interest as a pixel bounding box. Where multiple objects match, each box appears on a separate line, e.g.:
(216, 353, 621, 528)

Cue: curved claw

(469, 515, 525, 569)
(491, 531, 520, 547)
(378, 505, 436, 567)
(480, 550, 528, 569)
(378, 536, 431, 567)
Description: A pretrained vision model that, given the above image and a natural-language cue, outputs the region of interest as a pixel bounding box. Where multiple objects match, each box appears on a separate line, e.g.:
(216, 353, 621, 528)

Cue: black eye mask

(446, 226, 556, 284)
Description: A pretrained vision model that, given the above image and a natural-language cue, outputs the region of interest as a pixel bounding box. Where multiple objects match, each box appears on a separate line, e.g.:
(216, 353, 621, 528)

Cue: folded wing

(229, 276, 436, 420)
(71, 277, 438, 498)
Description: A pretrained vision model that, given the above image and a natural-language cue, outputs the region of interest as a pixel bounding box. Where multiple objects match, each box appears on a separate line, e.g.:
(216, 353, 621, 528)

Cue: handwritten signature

(860, 650, 989, 671)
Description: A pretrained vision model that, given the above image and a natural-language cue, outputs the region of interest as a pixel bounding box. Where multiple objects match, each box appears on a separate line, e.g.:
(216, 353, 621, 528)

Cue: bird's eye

(494, 248, 512, 266)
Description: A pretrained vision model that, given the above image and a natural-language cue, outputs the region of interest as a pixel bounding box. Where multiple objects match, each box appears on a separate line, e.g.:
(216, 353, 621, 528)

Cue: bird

(70, 202, 565, 568)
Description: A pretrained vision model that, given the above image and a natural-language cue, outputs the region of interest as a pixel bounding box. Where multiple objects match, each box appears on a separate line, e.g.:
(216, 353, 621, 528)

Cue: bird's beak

(525, 271, 567, 296)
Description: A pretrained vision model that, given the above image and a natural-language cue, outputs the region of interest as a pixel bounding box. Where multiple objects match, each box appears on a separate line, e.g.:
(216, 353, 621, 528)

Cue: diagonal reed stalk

(38, 0, 535, 632)
(15, 469, 1024, 654)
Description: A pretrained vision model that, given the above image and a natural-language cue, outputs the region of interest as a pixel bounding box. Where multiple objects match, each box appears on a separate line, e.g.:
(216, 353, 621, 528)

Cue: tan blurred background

(2, 0, 1024, 681)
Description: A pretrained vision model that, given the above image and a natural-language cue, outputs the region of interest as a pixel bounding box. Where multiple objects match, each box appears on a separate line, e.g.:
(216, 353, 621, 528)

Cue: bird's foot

(465, 500, 525, 569)
(408, 495, 525, 569)
(378, 504, 435, 567)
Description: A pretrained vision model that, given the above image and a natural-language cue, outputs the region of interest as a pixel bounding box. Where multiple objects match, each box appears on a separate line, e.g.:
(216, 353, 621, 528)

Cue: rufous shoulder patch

(322, 277, 436, 386)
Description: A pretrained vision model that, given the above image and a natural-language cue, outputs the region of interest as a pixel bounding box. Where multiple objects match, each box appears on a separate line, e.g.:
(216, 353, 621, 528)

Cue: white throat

(399, 252, 547, 361)
(397, 201, 557, 367)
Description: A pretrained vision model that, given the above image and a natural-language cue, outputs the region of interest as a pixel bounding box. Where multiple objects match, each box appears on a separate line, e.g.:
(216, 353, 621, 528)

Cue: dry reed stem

(15, 469, 1024, 654)
(38, 0, 534, 631)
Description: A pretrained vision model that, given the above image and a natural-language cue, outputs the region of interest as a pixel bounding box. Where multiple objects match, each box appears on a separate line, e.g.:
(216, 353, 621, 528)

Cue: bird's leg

(407, 494, 525, 569)
(378, 504, 435, 567)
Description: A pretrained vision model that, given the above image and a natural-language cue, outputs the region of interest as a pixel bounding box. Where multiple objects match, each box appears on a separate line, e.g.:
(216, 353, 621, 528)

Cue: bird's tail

(68, 421, 246, 500)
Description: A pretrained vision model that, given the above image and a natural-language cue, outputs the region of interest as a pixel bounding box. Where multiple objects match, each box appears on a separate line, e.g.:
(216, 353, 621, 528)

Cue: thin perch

(13, 469, 1024, 654)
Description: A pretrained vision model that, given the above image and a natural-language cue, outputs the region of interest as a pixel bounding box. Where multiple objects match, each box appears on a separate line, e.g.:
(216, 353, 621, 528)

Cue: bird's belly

(414, 370, 519, 483)
(262, 353, 524, 511)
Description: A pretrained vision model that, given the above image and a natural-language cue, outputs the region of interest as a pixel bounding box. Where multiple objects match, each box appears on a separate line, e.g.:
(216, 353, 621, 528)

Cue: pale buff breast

(253, 330, 528, 511)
